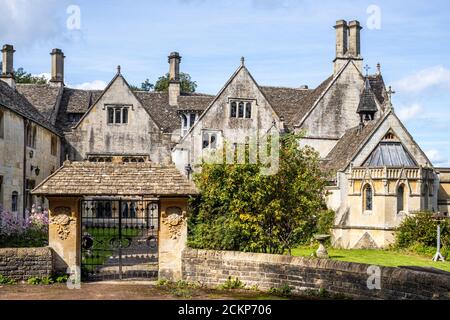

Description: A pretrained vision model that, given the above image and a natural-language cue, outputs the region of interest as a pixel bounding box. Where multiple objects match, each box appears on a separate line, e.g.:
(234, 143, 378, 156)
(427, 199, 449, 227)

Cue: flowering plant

(0, 204, 49, 247)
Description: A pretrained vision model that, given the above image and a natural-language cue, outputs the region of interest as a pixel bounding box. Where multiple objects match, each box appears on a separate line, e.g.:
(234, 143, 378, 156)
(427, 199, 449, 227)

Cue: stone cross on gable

(387, 85, 396, 103)
(364, 64, 371, 77)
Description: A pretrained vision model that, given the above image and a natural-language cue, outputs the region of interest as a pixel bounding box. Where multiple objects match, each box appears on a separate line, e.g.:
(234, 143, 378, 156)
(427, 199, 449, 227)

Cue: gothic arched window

(397, 184, 406, 213)
(363, 184, 373, 211)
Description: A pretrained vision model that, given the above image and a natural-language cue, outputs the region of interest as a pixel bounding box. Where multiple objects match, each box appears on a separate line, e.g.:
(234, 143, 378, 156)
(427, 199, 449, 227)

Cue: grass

(291, 246, 450, 272)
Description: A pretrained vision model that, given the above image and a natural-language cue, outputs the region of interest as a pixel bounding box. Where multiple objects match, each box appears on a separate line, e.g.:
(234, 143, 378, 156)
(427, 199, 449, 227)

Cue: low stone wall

(0, 247, 53, 280)
(182, 248, 450, 300)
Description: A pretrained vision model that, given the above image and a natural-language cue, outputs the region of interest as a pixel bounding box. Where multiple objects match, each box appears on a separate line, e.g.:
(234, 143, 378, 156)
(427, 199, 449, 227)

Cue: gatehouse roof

(31, 161, 198, 197)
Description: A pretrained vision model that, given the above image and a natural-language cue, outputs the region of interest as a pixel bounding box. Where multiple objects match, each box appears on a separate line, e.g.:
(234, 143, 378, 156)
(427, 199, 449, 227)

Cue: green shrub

(268, 284, 292, 297)
(217, 276, 245, 290)
(0, 274, 17, 285)
(395, 212, 449, 251)
(27, 276, 41, 285)
(156, 278, 170, 287)
(54, 274, 69, 284)
(40, 276, 54, 285)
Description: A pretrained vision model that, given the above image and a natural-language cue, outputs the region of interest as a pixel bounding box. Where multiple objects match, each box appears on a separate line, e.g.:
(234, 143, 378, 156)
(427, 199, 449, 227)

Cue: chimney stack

(168, 52, 181, 106)
(333, 19, 363, 74)
(1, 44, 16, 88)
(348, 20, 362, 57)
(334, 20, 348, 58)
(50, 48, 65, 86)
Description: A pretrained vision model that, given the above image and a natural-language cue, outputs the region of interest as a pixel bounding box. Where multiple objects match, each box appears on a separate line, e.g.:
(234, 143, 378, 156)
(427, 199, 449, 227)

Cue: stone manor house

(1, 19, 450, 258)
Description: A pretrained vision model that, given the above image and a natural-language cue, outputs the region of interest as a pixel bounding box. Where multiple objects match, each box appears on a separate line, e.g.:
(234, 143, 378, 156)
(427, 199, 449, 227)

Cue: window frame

(229, 99, 255, 119)
(11, 191, 18, 212)
(50, 135, 57, 156)
(362, 184, 373, 213)
(106, 105, 131, 125)
(26, 123, 37, 149)
(397, 184, 406, 214)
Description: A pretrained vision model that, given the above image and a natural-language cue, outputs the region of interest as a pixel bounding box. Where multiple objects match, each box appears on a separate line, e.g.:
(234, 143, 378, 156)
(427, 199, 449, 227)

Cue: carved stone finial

(240, 56, 245, 66)
(117, 65, 121, 74)
(376, 63, 381, 75)
(364, 64, 370, 77)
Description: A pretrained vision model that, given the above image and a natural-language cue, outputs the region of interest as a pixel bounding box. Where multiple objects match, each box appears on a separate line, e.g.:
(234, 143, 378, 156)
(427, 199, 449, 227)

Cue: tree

(154, 72, 197, 93)
(129, 78, 154, 92)
(14, 67, 48, 85)
(188, 133, 334, 254)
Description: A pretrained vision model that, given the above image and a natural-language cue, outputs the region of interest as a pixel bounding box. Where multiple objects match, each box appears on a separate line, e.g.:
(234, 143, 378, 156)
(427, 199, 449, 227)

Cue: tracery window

(230, 100, 252, 119)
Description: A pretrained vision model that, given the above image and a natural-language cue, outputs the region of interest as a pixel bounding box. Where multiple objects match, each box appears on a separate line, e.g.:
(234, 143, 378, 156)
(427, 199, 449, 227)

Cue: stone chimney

(334, 20, 348, 58)
(50, 48, 65, 86)
(348, 20, 362, 57)
(1, 44, 16, 88)
(168, 52, 181, 106)
(333, 19, 363, 74)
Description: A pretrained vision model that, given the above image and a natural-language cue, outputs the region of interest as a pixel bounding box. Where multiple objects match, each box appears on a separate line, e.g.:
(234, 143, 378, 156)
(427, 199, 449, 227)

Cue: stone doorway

(81, 199, 159, 281)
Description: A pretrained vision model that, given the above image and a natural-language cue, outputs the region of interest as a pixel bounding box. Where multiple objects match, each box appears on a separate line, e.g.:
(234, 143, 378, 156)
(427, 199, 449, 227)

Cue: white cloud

(71, 80, 107, 90)
(0, 0, 70, 46)
(33, 72, 51, 81)
(425, 149, 449, 166)
(395, 65, 450, 93)
(396, 103, 422, 121)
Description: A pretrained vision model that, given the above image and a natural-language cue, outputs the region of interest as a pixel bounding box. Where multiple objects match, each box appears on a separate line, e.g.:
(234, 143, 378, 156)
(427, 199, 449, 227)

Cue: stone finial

(376, 63, 381, 75)
(117, 65, 121, 74)
(364, 64, 370, 77)
(240, 56, 245, 66)
(386, 85, 396, 110)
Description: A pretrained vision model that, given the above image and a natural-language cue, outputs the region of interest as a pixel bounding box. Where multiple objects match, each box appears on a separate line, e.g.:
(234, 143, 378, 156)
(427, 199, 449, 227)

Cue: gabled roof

(320, 119, 381, 172)
(363, 142, 417, 167)
(0, 81, 61, 135)
(357, 78, 378, 114)
(16, 84, 62, 124)
(32, 161, 198, 196)
(259, 86, 310, 127)
(368, 74, 387, 106)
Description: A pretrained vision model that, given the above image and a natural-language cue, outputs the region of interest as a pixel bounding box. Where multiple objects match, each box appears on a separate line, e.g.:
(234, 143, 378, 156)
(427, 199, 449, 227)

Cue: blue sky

(1, 0, 449, 166)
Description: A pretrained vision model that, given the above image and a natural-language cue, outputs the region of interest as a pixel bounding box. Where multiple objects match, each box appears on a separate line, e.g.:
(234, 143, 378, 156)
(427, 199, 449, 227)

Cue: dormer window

(107, 106, 129, 124)
(230, 100, 252, 119)
(181, 112, 197, 136)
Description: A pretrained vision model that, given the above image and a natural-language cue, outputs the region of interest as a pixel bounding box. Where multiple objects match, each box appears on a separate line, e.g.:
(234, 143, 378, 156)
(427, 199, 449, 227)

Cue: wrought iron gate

(81, 199, 159, 280)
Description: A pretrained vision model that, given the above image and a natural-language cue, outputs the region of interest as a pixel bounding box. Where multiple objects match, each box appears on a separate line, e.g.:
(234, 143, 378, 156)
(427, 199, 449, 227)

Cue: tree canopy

(187, 133, 334, 255)
(0, 63, 49, 85)
(154, 72, 197, 93)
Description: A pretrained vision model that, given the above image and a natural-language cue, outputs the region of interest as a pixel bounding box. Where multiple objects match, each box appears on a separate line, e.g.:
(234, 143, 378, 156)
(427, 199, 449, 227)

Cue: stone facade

(0, 247, 53, 280)
(182, 248, 450, 300)
(0, 105, 60, 215)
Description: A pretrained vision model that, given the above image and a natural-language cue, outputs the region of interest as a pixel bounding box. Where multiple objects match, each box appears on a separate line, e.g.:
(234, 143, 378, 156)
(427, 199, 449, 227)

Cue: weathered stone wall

(0, 107, 61, 214)
(0, 247, 53, 280)
(182, 248, 450, 300)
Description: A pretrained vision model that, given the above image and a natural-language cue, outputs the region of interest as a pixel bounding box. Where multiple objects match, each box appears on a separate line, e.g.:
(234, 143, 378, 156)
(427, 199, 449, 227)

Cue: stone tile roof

(357, 78, 378, 114)
(135, 91, 213, 132)
(0, 81, 61, 135)
(320, 120, 380, 172)
(277, 76, 334, 128)
(16, 84, 62, 124)
(32, 161, 198, 196)
(368, 74, 386, 106)
(60, 88, 102, 113)
(178, 93, 214, 111)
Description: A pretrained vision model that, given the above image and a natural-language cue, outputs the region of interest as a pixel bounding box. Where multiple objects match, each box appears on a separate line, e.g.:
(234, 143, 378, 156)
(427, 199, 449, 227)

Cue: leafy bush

(395, 212, 449, 255)
(217, 276, 245, 290)
(188, 133, 332, 254)
(27, 276, 41, 285)
(0, 274, 17, 285)
(268, 284, 292, 297)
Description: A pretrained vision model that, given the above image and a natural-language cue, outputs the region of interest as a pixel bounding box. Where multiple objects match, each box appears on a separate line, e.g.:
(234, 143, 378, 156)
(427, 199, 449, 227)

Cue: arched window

(363, 184, 373, 211)
(397, 184, 405, 213)
(230, 102, 237, 118)
(423, 184, 429, 210)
